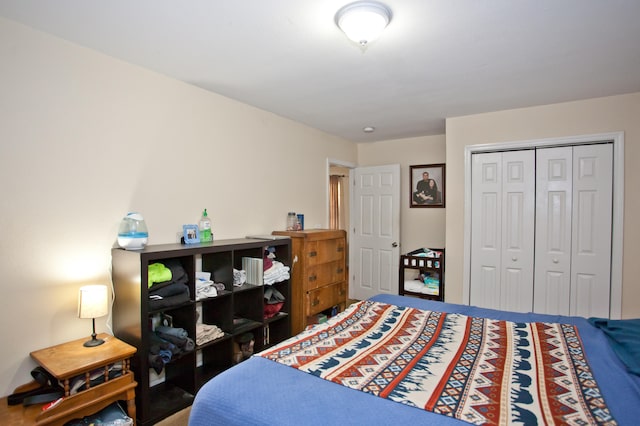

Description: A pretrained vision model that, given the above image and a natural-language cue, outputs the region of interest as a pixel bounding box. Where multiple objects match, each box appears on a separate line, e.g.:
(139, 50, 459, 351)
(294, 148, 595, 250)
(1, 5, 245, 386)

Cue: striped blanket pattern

(259, 300, 616, 425)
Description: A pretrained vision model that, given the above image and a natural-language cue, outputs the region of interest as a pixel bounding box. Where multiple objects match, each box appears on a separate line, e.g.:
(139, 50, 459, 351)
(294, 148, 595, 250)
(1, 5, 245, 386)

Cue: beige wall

(358, 135, 446, 254)
(0, 18, 356, 395)
(445, 93, 640, 319)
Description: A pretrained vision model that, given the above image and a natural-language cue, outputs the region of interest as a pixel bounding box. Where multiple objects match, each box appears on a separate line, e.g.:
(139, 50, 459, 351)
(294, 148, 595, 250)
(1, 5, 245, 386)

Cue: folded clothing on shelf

(263, 261, 290, 285)
(148, 259, 190, 310)
(196, 323, 225, 346)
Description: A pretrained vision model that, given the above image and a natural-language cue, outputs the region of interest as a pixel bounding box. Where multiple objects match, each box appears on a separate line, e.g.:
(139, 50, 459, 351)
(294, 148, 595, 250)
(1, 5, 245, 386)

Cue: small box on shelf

(241, 257, 264, 285)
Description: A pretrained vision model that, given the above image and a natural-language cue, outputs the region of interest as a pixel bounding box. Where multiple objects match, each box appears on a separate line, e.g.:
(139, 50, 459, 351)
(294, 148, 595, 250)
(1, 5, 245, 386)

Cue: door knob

(553, 258, 559, 263)
(392, 242, 398, 247)
(512, 257, 517, 261)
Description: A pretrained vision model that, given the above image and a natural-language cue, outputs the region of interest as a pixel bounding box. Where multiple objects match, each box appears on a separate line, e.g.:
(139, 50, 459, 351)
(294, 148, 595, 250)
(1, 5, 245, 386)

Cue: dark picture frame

(410, 164, 446, 208)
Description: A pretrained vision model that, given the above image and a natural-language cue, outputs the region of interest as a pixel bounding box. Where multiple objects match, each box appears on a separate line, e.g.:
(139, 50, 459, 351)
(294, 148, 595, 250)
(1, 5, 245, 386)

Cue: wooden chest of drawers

(273, 229, 347, 334)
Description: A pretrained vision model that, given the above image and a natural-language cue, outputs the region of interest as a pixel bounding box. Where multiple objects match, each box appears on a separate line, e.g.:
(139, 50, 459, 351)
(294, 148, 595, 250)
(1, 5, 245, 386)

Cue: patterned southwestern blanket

(259, 300, 616, 425)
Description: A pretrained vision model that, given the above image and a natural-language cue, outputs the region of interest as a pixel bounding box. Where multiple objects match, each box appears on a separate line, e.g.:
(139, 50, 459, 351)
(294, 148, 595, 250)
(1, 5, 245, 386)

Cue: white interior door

(349, 164, 401, 301)
(570, 144, 613, 317)
(470, 152, 502, 309)
(534, 147, 573, 314)
(534, 144, 613, 317)
(470, 151, 535, 311)
(500, 151, 536, 311)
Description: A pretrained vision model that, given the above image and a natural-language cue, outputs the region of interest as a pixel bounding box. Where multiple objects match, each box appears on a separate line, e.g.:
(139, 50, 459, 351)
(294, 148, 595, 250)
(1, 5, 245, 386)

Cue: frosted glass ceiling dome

(335, 1, 392, 46)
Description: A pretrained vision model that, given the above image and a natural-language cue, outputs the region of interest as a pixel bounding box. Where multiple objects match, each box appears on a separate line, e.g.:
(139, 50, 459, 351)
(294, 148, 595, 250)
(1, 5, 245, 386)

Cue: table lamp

(78, 284, 109, 347)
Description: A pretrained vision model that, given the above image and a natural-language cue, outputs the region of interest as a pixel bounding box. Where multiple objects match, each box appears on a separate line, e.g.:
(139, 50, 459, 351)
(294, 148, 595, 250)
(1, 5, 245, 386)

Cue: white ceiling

(1, 0, 639, 142)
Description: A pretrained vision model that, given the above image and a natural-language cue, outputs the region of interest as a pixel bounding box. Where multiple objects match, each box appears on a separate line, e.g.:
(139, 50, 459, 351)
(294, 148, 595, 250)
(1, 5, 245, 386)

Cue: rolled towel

(155, 326, 188, 339)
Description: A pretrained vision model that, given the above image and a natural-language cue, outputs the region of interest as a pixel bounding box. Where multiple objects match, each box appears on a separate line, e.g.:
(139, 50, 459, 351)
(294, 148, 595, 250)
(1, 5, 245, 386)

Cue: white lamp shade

(78, 285, 109, 319)
(336, 1, 392, 46)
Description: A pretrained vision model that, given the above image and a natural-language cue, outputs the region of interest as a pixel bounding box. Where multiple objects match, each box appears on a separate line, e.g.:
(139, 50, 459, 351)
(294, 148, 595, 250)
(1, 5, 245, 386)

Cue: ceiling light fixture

(363, 126, 376, 133)
(335, 1, 392, 47)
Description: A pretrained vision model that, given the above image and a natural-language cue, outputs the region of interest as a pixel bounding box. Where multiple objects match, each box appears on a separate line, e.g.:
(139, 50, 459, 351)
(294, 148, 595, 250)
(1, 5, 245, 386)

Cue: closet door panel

(537, 270, 570, 315)
(570, 144, 612, 317)
(500, 151, 535, 312)
(534, 147, 573, 315)
(471, 151, 534, 312)
(470, 153, 502, 309)
(572, 273, 598, 318)
(476, 266, 500, 309)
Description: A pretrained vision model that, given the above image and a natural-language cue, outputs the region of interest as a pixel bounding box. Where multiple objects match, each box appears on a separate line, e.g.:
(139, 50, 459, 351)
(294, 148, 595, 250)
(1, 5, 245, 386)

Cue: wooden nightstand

(1, 333, 137, 425)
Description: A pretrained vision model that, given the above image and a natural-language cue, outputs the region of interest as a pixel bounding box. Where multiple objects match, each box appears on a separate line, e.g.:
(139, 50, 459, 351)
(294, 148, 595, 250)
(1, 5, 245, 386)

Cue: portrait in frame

(183, 224, 200, 244)
(410, 164, 445, 208)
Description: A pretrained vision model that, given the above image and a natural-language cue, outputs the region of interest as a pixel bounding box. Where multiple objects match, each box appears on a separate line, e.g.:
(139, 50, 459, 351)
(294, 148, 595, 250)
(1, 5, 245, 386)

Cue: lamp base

(83, 337, 105, 347)
(83, 332, 105, 347)
(83, 318, 105, 347)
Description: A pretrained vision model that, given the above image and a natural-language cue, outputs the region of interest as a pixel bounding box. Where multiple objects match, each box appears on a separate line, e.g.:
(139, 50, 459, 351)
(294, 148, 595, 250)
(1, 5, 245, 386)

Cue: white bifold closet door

(470, 144, 613, 317)
(534, 144, 613, 317)
(470, 150, 535, 312)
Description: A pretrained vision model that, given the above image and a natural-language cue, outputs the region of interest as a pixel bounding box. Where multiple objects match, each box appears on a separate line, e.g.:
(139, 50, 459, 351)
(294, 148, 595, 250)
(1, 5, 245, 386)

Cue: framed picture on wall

(410, 164, 445, 208)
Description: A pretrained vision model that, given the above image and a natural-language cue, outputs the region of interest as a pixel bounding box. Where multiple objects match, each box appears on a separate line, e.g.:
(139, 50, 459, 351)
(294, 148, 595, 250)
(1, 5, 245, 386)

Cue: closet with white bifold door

(470, 143, 613, 318)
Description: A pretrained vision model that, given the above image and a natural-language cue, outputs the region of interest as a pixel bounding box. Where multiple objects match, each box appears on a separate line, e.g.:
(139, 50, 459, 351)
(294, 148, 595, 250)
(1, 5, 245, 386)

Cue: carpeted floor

(155, 406, 191, 426)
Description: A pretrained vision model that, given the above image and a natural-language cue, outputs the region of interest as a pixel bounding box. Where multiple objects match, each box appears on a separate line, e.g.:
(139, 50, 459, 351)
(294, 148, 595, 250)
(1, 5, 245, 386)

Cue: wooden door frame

(326, 158, 355, 230)
(462, 131, 624, 318)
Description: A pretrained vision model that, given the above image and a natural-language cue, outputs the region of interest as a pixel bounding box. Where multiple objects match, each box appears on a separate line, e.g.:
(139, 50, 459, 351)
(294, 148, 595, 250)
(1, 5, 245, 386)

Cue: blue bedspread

(189, 295, 640, 425)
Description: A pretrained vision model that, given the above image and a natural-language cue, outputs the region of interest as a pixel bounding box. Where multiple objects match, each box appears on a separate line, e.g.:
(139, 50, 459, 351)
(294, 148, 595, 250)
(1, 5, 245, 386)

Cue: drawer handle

(311, 298, 319, 307)
(336, 268, 344, 274)
(337, 247, 344, 252)
(339, 289, 345, 296)
(308, 275, 317, 282)
(309, 251, 317, 257)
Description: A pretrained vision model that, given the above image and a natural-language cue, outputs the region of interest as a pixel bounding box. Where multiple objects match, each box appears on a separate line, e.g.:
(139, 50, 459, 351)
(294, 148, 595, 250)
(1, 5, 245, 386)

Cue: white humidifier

(117, 212, 149, 250)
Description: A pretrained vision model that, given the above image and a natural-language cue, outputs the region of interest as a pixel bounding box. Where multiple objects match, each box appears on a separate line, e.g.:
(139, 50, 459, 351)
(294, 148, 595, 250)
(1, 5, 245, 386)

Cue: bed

(189, 294, 640, 425)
